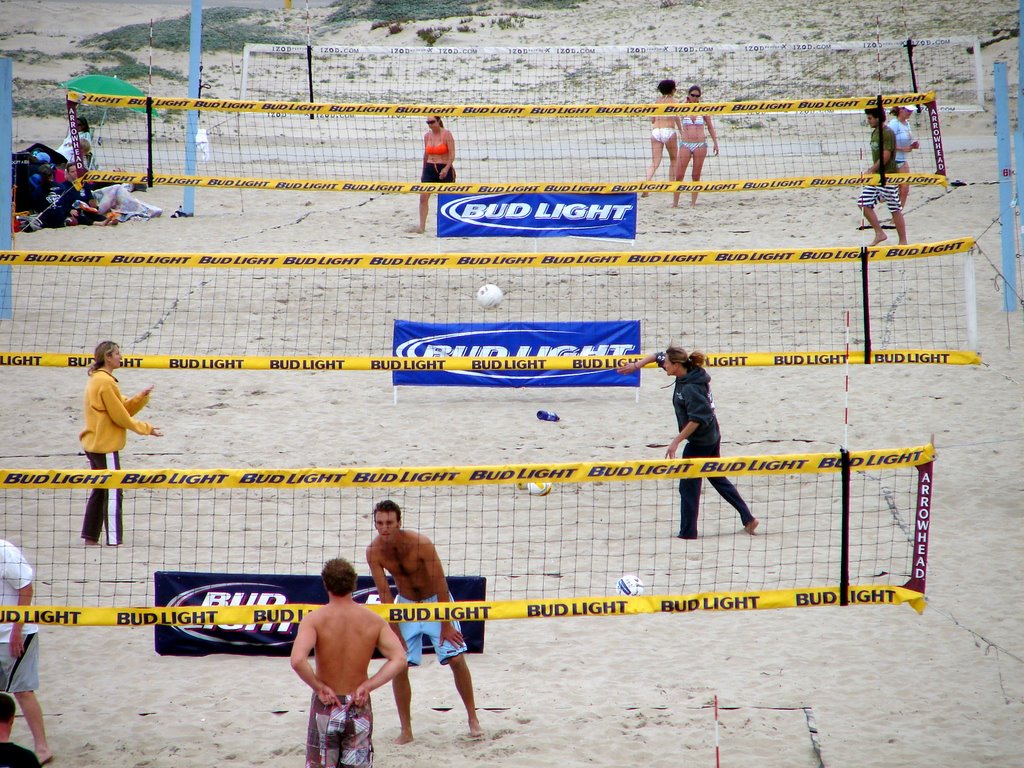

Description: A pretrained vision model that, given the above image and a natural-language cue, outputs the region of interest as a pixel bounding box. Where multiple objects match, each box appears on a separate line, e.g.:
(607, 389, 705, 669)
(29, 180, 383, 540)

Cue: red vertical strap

(903, 460, 934, 595)
(65, 96, 86, 180)
(923, 101, 947, 177)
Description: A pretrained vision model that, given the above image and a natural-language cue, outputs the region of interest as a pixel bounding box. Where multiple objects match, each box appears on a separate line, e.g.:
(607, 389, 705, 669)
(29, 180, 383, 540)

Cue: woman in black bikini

(416, 115, 456, 233)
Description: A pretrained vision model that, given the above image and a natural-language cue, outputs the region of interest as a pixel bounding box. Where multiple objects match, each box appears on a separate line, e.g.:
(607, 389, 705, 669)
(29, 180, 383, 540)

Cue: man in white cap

(0, 540, 52, 765)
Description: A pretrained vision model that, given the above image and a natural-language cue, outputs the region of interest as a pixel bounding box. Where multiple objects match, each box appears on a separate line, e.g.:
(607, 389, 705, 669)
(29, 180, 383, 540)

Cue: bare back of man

(307, 601, 393, 700)
(291, 558, 406, 768)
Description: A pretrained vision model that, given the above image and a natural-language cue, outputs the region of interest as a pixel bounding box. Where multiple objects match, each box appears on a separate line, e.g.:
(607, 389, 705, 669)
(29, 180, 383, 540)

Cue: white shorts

(1, 632, 41, 693)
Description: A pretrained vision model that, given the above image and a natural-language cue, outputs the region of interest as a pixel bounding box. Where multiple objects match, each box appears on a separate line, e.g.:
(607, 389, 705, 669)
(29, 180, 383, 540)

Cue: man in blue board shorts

(366, 500, 483, 743)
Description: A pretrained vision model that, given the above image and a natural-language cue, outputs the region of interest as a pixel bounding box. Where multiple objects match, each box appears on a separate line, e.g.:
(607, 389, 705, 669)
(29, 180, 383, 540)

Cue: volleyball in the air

(517, 481, 552, 496)
(616, 574, 645, 597)
(476, 283, 504, 309)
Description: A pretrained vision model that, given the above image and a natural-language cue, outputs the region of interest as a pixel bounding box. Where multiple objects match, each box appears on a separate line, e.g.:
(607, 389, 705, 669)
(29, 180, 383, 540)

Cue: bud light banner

(154, 571, 486, 656)
(392, 320, 640, 387)
(437, 193, 637, 239)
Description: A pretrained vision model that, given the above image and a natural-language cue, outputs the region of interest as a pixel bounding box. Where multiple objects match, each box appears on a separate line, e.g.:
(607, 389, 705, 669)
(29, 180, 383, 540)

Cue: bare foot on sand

(394, 730, 414, 745)
(744, 519, 759, 535)
(468, 717, 483, 739)
(868, 232, 887, 246)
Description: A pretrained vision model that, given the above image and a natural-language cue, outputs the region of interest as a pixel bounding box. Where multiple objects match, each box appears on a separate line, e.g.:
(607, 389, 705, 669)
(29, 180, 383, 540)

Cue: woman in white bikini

(643, 79, 684, 197)
(673, 85, 719, 208)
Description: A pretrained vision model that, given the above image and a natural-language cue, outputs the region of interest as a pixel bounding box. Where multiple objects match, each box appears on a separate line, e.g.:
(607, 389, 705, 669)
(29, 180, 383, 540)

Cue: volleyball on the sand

(616, 574, 644, 597)
(476, 283, 504, 309)
(517, 481, 552, 496)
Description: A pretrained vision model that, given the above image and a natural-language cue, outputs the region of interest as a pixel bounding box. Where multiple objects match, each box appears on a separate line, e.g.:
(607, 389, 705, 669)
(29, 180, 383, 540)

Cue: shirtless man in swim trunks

(366, 499, 483, 743)
(857, 106, 908, 246)
(291, 558, 406, 768)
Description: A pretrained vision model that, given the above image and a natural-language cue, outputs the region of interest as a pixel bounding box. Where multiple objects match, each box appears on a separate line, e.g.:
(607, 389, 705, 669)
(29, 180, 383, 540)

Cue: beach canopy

(60, 74, 149, 117)
(61, 74, 146, 97)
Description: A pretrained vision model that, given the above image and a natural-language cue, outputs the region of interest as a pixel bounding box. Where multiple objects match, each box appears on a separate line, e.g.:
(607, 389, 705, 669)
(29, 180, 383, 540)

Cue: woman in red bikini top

(416, 115, 456, 233)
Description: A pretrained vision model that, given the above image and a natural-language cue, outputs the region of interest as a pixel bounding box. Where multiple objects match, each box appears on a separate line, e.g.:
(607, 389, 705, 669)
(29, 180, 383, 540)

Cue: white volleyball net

(241, 39, 983, 110)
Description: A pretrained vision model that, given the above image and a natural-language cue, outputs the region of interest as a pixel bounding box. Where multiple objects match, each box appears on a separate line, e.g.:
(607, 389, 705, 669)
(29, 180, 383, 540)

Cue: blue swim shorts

(396, 594, 467, 666)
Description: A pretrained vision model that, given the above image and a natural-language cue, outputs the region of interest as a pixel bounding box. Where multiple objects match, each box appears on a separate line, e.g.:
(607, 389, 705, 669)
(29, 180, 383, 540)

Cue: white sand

(2, 1, 1023, 766)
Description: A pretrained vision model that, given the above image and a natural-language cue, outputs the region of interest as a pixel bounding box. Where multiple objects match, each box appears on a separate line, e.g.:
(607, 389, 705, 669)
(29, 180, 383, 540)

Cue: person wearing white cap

(889, 105, 919, 209)
(0, 540, 53, 765)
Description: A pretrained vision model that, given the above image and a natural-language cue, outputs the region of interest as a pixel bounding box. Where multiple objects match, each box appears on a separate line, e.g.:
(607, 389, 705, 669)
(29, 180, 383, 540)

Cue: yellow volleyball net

(69, 91, 949, 194)
(0, 444, 934, 626)
(0, 239, 980, 370)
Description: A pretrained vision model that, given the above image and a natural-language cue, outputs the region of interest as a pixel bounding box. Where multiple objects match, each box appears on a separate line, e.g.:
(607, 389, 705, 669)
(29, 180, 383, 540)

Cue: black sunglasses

(688, 91, 701, 97)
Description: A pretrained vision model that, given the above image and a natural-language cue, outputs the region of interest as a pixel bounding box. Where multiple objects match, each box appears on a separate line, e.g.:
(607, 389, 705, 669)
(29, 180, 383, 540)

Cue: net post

(875, 95, 887, 188)
(903, 38, 919, 94)
(240, 44, 253, 98)
(1018, 7, 1024, 316)
(713, 694, 721, 768)
(306, 44, 315, 120)
(963, 250, 979, 352)
(843, 311, 851, 447)
(181, 0, 202, 217)
(0, 57, 11, 320)
(995, 62, 1019, 313)
(859, 247, 872, 364)
(971, 36, 986, 108)
(839, 447, 851, 606)
(145, 97, 154, 188)
(903, 459, 934, 594)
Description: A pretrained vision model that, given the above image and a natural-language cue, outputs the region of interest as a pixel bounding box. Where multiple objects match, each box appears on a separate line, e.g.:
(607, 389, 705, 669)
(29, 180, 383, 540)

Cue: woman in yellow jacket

(79, 341, 162, 545)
